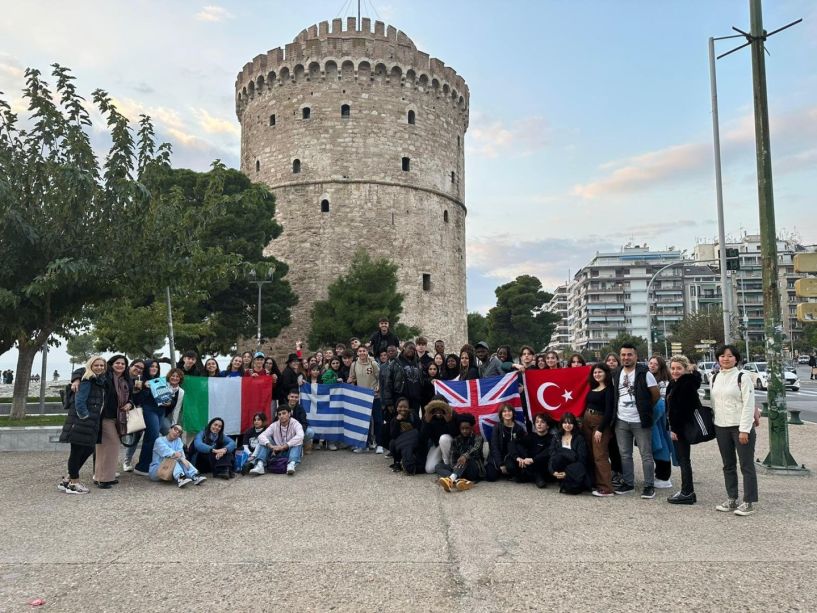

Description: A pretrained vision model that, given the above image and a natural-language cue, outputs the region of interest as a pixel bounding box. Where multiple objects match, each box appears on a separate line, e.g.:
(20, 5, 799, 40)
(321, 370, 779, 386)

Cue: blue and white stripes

(300, 383, 374, 448)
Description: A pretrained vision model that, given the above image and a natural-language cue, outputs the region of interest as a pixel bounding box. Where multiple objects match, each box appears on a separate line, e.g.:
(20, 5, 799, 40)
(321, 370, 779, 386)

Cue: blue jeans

(615, 419, 654, 488)
(253, 444, 303, 465)
(136, 407, 164, 473)
(304, 427, 315, 445)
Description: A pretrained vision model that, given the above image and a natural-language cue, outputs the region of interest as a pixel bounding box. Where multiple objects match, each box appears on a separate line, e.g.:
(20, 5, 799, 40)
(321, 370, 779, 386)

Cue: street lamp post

(248, 265, 275, 350)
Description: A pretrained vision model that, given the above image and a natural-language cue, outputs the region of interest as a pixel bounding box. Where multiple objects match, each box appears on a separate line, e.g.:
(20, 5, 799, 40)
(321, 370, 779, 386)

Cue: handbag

(682, 406, 716, 445)
(157, 457, 177, 481)
(127, 406, 146, 434)
(265, 456, 289, 474)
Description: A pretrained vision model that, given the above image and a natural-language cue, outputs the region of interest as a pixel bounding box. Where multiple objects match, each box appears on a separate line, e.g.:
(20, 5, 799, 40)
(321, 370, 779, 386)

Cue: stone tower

(235, 17, 468, 353)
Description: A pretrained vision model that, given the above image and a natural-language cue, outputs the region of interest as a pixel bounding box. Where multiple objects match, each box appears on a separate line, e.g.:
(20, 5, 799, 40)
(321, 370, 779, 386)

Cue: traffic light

(725, 248, 740, 271)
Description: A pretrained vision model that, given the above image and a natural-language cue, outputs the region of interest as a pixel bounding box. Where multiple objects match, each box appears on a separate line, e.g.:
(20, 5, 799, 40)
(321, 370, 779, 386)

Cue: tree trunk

(10, 342, 42, 419)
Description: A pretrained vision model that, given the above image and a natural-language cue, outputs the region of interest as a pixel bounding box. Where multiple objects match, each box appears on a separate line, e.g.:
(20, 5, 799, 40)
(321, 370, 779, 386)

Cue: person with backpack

(665, 355, 703, 505)
(710, 345, 758, 516)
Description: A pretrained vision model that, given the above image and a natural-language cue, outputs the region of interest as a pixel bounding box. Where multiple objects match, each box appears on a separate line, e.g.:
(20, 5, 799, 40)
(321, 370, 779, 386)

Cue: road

(752, 365, 817, 423)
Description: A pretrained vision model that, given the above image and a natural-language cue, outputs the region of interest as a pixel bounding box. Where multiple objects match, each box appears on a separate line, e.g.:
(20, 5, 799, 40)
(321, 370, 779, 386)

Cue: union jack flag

(432, 373, 525, 438)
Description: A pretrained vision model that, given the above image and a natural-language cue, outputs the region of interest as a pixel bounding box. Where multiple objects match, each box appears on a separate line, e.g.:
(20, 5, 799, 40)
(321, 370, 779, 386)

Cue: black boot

(667, 491, 696, 505)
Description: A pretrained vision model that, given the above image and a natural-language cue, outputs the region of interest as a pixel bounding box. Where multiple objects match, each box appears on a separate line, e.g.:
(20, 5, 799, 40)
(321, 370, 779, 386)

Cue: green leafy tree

(308, 250, 419, 348)
(0, 65, 158, 418)
(670, 308, 726, 361)
(599, 332, 649, 362)
(65, 332, 97, 367)
(793, 323, 817, 354)
(467, 312, 490, 346)
(485, 275, 559, 350)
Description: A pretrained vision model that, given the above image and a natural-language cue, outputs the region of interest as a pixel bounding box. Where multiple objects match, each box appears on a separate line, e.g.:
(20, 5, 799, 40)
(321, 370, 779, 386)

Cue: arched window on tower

(255, 160, 260, 173)
(302, 107, 311, 120)
(292, 159, 301, 174)
(321, 199, 330, 213)
(341, 104, 350, 118)
(407, 110, 415, 125)
(401, 157, 410, 172)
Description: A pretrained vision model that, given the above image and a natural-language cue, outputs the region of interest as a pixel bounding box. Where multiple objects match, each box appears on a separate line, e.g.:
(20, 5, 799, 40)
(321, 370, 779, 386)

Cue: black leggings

(68, 444, 95, 480)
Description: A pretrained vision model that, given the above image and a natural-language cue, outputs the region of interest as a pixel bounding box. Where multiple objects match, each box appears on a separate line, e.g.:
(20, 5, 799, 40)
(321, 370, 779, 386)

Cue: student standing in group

(349, 346, 381, 452)
(604, 352, 624, 485)
(613, 343, 660, 499)
(203, 358, 221, 377)
(459, 349, 479, 380)
(222, 355, 245, 377)
(710, 345, 758, 516)
(369, 317, 400, 357)
(582, 363, 616, 497)
(96, 355, 132, 488)
(416, 337, 434, 372)
(133, 359, 163, 476)
(665, 355, 701, 505)
(649, 355, 673, 489)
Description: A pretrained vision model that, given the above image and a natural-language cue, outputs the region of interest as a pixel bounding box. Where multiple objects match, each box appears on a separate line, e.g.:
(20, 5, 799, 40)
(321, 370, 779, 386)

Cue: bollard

(703, 388, 711, 401)
(788, 410, 804, 426)
(760, 401, 769, 417)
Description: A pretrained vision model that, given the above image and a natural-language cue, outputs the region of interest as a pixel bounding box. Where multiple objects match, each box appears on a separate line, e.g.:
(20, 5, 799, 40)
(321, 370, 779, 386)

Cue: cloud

(195, 5, 233, 22)
(191, 107, 240, 136)
(131, 81, 155, 95)
(572, 105, 817, 199)
(467, 113, 550, 158)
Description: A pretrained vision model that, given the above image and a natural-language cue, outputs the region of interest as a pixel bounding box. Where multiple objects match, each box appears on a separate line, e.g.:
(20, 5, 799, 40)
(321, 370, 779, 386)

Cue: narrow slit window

(401, 157, 410, 172)
(341, 104, 350, 118)
(422, 274, 431, 292)
(292, 159, 301, 174)
(321, 199, 330, 213)
(444, 210, 449, 223)
(269, 114, 276, 126)
(255, 160, 260, 173)
(302, 107, 311, 119)
(450, 171, 455, 183)
(408, 110, 415, 124)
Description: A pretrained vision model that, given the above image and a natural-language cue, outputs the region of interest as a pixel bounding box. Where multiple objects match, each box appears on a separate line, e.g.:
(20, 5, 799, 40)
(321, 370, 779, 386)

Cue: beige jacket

(710, 367, 755, 433)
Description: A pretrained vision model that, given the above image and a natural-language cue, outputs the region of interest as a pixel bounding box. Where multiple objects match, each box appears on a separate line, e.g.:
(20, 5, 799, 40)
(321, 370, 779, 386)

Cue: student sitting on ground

(150, 424, 206, 488)
(281, 387, 315, 453)
(388, 397, 422, 475)
(190, 417, 237, 479)
(548, 412, 590, 495)
(486, 403, 527, 482)
(436, 413, 485, 492)
(420, 398, 459, 474)
(241, 412, 267, 455)
(516, 413, 555, 488)
(248, 404, 304, 476)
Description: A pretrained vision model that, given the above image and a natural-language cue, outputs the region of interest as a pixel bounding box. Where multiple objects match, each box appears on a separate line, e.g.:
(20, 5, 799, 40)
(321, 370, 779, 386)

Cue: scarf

(113, 373, 130, 409)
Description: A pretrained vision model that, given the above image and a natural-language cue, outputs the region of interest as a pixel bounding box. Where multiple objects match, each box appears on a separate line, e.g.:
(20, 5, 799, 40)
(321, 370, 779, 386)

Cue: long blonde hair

(82, 355, 107, 380)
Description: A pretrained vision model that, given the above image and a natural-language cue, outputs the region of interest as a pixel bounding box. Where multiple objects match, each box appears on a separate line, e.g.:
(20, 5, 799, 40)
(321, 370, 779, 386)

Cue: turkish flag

(523, 366, 592, 422)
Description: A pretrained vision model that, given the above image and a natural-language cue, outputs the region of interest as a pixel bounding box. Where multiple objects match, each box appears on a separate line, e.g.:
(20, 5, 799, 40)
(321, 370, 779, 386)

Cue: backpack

(710, 371, 743, 389)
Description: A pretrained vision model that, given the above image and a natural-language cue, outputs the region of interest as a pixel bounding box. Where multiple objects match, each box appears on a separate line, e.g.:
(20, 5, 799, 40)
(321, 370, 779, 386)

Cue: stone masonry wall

(236, 18, 468, 356)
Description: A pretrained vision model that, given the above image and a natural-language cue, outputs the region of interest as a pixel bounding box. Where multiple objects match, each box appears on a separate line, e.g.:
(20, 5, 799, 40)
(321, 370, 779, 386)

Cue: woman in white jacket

(710, 345, 758, 516)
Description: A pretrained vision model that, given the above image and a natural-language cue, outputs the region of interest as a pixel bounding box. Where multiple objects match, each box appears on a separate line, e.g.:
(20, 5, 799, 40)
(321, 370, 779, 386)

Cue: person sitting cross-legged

(248, 405, 304, 476)
(436, 413, 485, 492)
(150, 424, 206, 488)
(190, 417, 237, 479)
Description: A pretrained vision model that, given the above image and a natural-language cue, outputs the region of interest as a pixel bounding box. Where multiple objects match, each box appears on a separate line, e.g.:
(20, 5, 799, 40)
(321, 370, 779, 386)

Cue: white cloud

(191, 107, 240, 136)
(195, 5, 233, 22)
(467, 113, 550, 158)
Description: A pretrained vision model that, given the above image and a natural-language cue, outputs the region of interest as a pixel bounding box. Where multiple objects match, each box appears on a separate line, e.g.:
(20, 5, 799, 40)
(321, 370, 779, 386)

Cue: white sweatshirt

(710, 367, 755, 433)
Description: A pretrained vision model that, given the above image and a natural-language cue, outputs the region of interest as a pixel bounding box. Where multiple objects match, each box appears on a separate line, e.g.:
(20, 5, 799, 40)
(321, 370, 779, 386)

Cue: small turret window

(269, 114, 276, 126)
(321, 199, 330, 213)
(293, 159, 301, 174)
(402, 157, 410, 172)
(302, 107, 311, 120)
(444, 210, 449, 223)
(408, 110, 415, 124)
(255, 160, 260, 173)
(422, 274, 431, 292)
(341, 104, 350, 118)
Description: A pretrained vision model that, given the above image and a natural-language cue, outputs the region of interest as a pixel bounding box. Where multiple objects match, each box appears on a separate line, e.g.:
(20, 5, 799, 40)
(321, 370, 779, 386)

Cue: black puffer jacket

(59, 376, 106, 447)
(665, 371, 703, 435)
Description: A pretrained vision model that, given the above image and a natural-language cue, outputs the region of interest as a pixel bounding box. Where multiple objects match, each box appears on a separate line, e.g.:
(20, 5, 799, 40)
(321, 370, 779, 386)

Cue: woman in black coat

(548, 412, 590, 494)
(59, 356, 108, 494)
(665, 356, 702, 505)
(486, 403, 527, 481)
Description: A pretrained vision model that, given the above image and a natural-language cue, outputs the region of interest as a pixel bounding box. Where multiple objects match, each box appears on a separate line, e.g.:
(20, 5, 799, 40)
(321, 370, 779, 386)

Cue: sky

(1, 0, 816, 376)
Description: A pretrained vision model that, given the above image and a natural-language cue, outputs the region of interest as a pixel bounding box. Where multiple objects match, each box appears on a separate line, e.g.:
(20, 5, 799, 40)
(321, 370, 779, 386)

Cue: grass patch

(0, 415, 65, 427)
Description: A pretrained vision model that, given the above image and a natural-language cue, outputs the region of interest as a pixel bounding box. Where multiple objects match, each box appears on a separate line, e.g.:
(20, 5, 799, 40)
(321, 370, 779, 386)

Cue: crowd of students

(56, 317, 759, 515)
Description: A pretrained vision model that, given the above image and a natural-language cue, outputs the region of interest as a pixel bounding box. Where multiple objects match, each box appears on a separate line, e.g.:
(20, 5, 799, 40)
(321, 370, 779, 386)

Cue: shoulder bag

(126, 406, 146, 434)
(157, 457, 177, 481)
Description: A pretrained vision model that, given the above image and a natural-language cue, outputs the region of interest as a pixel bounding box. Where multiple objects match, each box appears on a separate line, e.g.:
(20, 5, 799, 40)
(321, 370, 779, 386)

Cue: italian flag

(182, 376, 274, 435)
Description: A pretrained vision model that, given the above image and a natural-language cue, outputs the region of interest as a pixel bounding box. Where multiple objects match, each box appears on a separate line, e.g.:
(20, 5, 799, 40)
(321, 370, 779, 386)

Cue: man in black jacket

(383, 342, 424, 419)
(613, 343, 660, 499)
(277, 354, 302, 404)
(369, 317, 400, 357)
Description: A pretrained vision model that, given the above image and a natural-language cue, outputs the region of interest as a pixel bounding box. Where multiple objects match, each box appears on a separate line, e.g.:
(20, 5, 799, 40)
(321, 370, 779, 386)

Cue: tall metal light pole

(248, 265, 275, 350)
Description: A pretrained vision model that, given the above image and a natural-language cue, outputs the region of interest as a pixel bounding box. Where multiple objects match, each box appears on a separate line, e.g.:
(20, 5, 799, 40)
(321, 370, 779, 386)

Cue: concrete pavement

(2, 423, 816, 612)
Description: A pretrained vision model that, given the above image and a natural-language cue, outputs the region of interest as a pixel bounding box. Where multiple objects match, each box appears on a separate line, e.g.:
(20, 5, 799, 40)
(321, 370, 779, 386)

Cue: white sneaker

(286, 462, 296, 475)
(328, 443, 338, 451)
(192, 475, 207, 485)
(133, 468, 150, 477)
(249, 461, 266, 476)
(64, 482, 89, 494)
(122, 461, 134, 473)
(352, 447, 366, 453)
(654, 478, 673, 489)
(375, 446, 385, 454)
(177, 477, 193, 488)
(734, 502, 756, 516)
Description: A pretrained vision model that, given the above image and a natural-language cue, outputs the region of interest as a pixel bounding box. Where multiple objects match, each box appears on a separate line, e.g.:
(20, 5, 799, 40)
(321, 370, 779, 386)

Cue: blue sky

(1, 0, 816, 374)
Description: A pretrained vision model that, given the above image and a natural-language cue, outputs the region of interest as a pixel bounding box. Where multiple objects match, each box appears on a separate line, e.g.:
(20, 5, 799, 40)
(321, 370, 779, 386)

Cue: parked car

(741, 362, 800, 392)
(697, 361, 717, 384)
(798, 355, 811, 364)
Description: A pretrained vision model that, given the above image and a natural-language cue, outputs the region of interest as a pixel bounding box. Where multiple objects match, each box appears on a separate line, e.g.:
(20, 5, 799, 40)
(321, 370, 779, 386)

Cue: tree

(670, 308, 726, 361)
(467, 312, 489, 346)
(0, 65, 156, 418)
(793, 323, 817, 354)
(599, 333, 649, 362)
(308, 250, 418, 348)
(485, 275, 559, 351)
(65, 332, 96, 367)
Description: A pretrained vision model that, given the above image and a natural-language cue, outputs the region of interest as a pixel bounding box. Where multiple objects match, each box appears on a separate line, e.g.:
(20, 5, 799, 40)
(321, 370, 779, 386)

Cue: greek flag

(299, 383, 374, 448)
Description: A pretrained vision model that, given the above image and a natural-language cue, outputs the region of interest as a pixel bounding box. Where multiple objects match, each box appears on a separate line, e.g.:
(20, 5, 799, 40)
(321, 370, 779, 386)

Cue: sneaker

(534, 475, 548, 489)
(241, 459, 254, 476)
(614, 484, 635, 495)
(133, 468, 150, 477)
(734, 502, 756, 516)
(58, 478, 69, 492)
(438, 477, 453, 492)
(641, 486, 656, 499)
(352, 447, 366, 454)
(715, 498, 738, 512)
(177, 477, 193, 488)
(592, 489, 615, 497)
(328, 443, 338, 451)
(369, 443, 377, 450)
(384, 451, 393, 458)
(286, 462, 296, 475)
(667, 491, 696, 505)
(249, 461, 265, 476)
(192, 475, 207, 485)
(654, 478, 673, 489)
(375, 446, 385, 454)
(611, 472, 623, 487)
(64, 482, 89, 494)
(122, 461, 134, 473)
(455, 479, 473, 491)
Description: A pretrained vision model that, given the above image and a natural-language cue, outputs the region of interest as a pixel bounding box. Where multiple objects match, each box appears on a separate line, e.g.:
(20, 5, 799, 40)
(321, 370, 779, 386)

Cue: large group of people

(56, 317, 760, 516)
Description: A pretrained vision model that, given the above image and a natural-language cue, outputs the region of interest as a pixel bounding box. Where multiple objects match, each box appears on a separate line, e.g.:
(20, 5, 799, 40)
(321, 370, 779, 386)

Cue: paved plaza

(2, 424, 816, 612)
